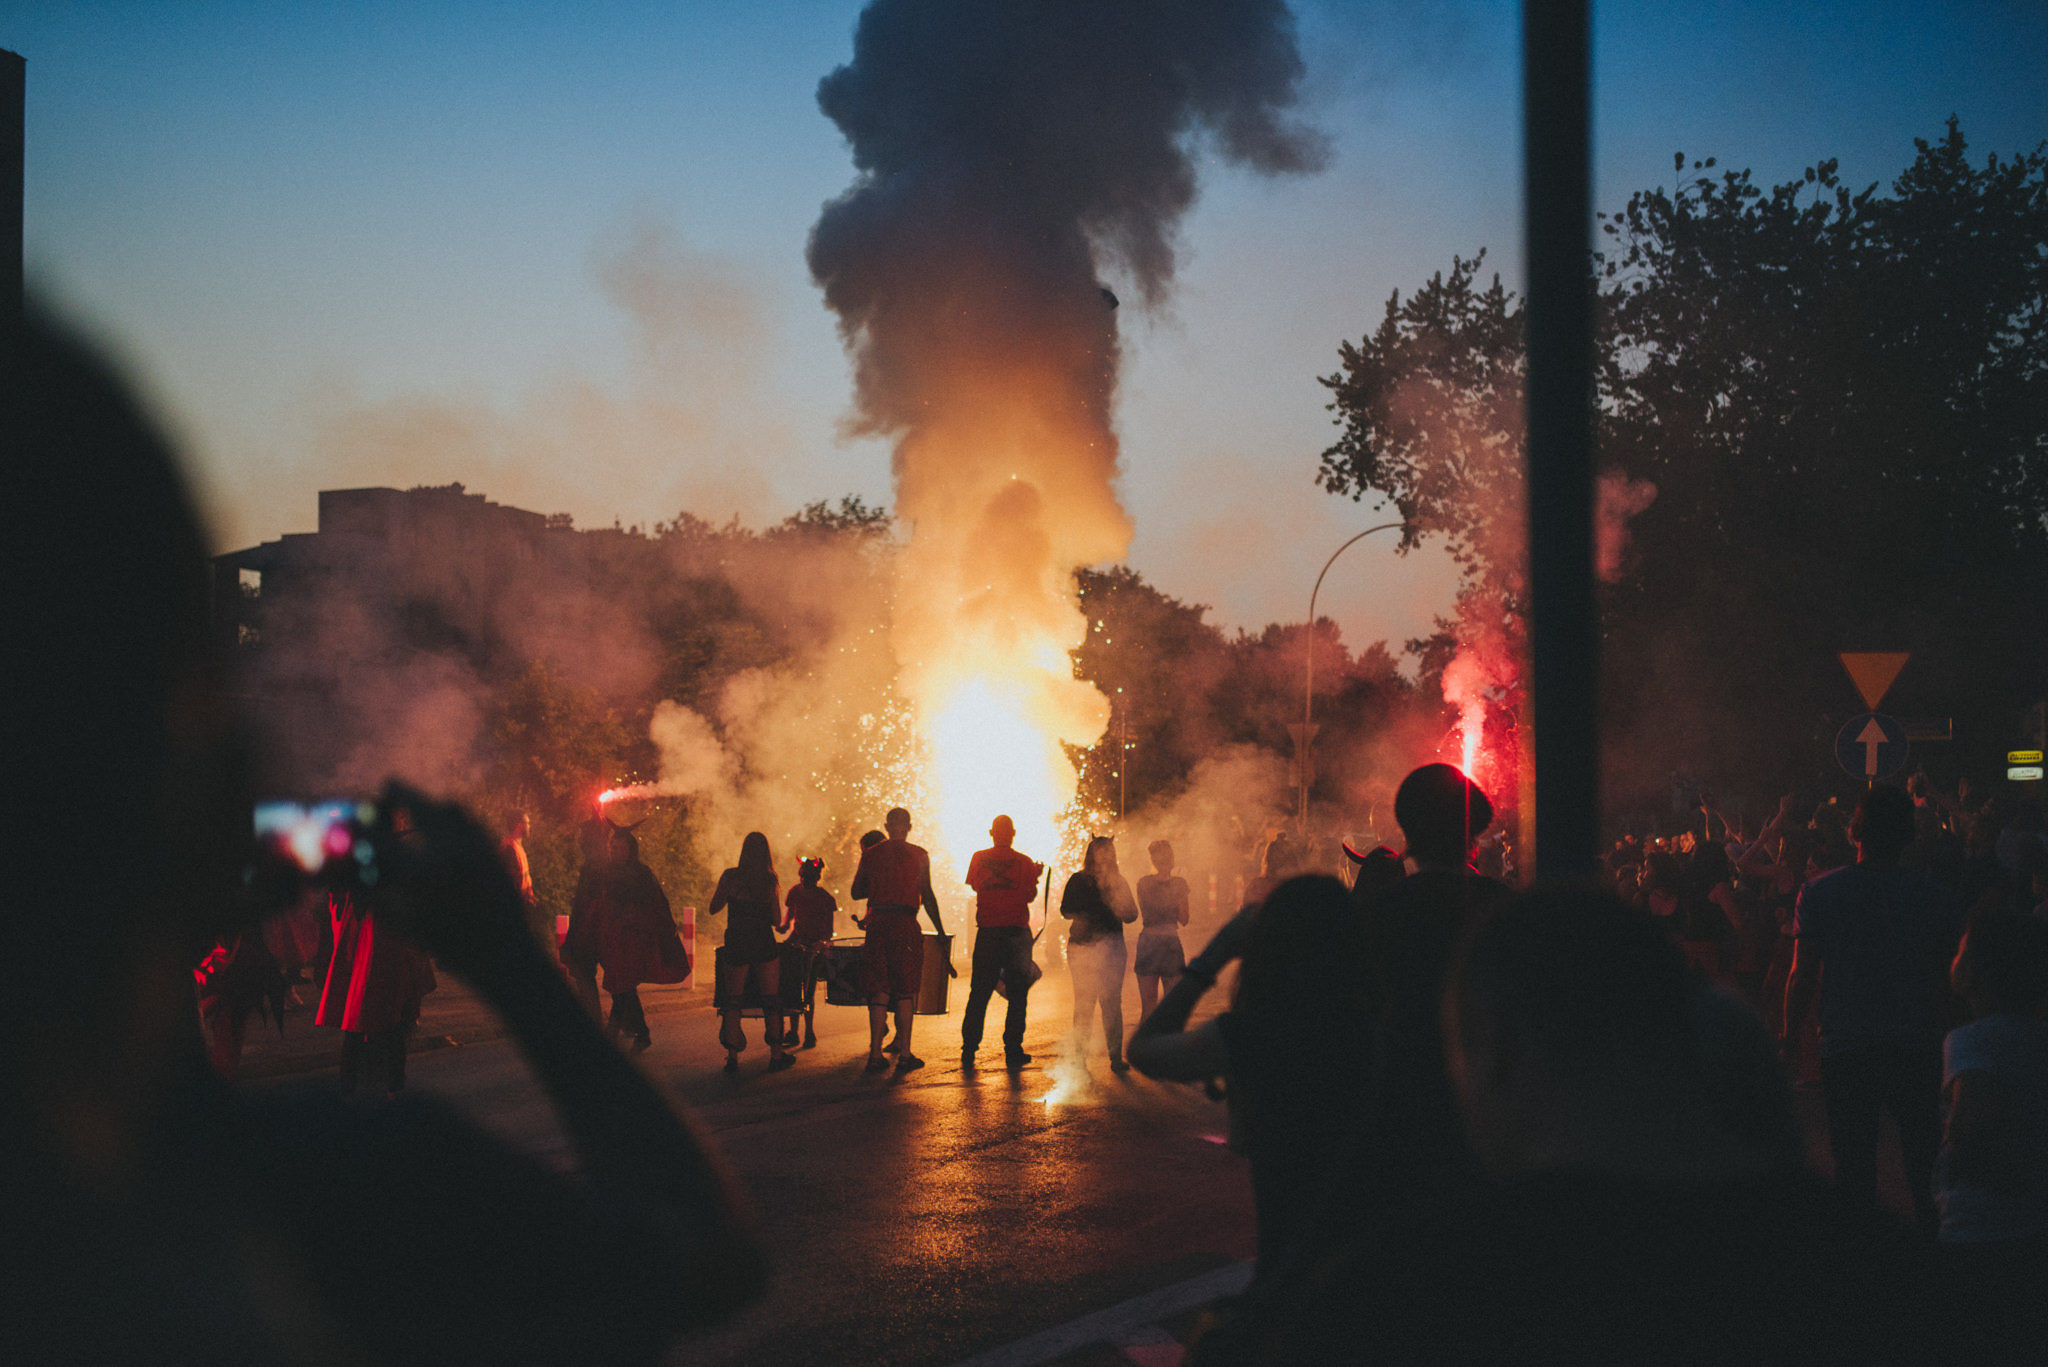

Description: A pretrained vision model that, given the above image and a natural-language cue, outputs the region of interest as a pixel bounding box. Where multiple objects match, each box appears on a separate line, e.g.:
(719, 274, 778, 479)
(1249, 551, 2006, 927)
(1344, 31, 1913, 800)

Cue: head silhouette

(1394, 764, 1494, 868)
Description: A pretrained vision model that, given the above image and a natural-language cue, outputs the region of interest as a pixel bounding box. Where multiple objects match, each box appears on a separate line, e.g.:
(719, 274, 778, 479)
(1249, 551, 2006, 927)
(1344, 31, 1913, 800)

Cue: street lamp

(1298, 522, 1407, 833)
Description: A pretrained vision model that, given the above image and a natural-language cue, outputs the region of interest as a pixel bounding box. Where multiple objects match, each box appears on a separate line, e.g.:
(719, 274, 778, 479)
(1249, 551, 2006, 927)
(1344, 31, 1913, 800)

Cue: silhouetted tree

(1320, 121, 2048, 805)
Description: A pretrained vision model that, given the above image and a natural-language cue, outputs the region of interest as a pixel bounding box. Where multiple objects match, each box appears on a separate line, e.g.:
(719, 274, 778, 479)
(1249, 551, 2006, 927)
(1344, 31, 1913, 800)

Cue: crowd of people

(16, 310, 2048, 1363)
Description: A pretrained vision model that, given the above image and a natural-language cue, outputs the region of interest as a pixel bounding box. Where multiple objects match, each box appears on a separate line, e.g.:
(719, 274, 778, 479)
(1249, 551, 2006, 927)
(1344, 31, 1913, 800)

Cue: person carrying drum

(1133, 839, 1191, 1021)
(782, 857, 836, 1050)
(850, 807, 947, 1076)
(708, 832, 795, 1074)
(960, 815, 1043, 1071)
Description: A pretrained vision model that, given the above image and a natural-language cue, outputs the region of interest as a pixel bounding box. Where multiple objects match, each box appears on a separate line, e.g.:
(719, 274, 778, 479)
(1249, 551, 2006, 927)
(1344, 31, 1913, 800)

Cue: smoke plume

(808, 0, 1326, 865)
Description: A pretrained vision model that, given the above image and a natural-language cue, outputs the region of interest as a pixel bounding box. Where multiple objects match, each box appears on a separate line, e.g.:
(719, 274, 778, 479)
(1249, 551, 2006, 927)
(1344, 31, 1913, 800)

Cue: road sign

(2010, 750, 2044, 766)
(1835, 712, 1909, 781)
(1839, 652, 1909, 710)
(2011, 767, 2045, 781)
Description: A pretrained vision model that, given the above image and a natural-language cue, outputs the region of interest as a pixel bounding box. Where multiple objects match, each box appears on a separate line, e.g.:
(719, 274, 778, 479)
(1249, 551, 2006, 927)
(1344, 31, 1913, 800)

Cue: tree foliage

(1319, 122, 2048, 804)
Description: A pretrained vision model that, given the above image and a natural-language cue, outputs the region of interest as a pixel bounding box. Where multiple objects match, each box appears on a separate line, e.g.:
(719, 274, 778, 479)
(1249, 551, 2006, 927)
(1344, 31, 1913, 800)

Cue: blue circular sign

(1835, 712, 1909, 781)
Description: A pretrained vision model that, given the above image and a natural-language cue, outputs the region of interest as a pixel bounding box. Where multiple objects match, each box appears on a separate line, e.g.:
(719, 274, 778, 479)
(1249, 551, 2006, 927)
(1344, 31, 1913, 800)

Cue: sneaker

(864, 1055, 891, 1073)
(630, 1035, 652, 1054)
(893, 1054, 925, 1076)
(1004, 1051, 1033, 1069)
(960, 1050, 977, 1070)
(1109, 1057, 1131, 1074)
(767, 1052, 796, 1072)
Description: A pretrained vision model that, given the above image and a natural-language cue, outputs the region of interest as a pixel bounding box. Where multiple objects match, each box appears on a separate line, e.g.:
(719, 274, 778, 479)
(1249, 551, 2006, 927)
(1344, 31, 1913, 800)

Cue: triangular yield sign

(1839, 652, 1910, 710)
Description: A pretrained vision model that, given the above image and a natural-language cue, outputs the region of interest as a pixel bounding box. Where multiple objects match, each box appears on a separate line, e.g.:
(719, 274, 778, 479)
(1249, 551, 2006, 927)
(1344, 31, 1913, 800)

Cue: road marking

(946, 1260, 1253, 1367)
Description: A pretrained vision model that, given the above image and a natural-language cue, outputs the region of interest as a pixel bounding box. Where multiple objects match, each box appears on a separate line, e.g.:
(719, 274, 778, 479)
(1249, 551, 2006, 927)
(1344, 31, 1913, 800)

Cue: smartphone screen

(254, 799, 379, 880)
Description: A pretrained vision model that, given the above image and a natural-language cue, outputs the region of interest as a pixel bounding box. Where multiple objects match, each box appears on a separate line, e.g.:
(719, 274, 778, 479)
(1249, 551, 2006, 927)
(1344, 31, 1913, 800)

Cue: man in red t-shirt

(960, 815, 1044, 1071)
(851, 807, 947, 1075)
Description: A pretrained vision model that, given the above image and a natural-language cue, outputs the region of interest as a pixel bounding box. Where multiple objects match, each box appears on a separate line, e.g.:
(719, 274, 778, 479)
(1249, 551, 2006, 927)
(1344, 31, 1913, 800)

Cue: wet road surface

(242, 953, 1257, 1366)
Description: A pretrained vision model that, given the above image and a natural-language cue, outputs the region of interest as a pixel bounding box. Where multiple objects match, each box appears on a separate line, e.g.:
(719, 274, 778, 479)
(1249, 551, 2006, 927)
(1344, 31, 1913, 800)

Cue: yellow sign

(2011, 750, 2045, 766)
(1839, 652, 1910, 710)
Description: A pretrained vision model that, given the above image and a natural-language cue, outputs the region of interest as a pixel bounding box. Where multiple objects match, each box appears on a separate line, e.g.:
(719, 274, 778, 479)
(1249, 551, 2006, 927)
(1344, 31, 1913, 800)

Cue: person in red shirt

(782, 857, 837, 1049)
(960, 815, 1045, 1071)
(850, 807, 948, 1075)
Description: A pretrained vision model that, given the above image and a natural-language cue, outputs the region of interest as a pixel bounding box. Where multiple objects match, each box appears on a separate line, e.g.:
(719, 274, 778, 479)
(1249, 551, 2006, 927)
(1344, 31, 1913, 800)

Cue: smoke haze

(808, 0, 1327, 865)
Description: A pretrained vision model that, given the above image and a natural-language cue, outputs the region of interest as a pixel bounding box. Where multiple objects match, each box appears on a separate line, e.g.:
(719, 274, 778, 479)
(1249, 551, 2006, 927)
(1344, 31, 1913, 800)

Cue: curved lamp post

(1299, 522, 1407, 832)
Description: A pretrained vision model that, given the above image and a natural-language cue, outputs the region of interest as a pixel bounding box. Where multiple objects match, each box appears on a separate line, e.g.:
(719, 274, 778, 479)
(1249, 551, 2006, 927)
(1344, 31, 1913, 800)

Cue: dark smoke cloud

(809, 0, 1328, 428)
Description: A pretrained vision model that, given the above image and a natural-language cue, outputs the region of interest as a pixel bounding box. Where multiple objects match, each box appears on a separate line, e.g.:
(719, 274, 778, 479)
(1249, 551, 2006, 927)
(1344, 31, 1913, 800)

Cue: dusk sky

(10, 0, 2045, 659)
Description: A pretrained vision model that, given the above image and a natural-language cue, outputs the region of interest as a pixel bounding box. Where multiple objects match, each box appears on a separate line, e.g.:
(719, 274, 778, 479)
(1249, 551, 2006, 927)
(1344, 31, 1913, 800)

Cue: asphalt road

(240, 947, 1257, 1367)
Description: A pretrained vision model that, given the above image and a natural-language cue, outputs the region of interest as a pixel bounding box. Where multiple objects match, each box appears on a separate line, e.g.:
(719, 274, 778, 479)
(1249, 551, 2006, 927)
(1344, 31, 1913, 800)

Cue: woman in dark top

(709, 832, 793, 1073)
(1062, 835, 1138, 1071)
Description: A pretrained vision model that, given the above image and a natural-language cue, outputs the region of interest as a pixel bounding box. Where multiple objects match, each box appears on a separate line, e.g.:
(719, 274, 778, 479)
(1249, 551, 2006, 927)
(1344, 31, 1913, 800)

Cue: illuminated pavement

(237, 945, 1910, 1364)
(241, 953, 1256, 1366)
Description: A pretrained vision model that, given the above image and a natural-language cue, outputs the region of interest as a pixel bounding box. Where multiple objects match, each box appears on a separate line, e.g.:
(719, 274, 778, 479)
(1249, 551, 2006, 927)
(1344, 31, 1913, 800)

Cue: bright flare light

(928, 677, 1070, 872)
(1459, 701, 1484, 777)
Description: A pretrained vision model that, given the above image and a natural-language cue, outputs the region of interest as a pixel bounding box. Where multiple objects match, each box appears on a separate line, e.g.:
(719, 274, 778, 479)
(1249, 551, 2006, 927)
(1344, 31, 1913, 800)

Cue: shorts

(1133, 929, 1185, 978)
(862, 908, 924, 1002)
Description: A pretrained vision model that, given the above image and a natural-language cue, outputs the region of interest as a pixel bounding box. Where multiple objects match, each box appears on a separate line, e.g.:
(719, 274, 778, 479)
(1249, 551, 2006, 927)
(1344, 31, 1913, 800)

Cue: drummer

(781, 857, 836, 1050)
(850, 808, 947, 1077)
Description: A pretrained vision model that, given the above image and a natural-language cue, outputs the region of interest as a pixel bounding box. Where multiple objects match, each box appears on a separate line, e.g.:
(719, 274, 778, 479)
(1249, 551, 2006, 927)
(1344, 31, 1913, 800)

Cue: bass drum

(709, 940, 809, 1016)
(820, 936, 868, 1007)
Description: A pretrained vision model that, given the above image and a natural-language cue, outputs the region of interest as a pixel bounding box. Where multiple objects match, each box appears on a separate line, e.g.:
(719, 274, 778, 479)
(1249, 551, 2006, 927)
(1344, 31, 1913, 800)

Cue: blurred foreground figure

(1236, 887, 1946, 1365)
(1129, 875, 1372, 1278)
(0, 315, 764, 1364)
(1937, 910, 2048, 1364)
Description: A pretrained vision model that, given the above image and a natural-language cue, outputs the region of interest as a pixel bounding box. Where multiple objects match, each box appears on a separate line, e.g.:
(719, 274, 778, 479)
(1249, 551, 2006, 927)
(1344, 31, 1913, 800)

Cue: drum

(710, 941, 809, 1016)
(820, 937, 867, 1007)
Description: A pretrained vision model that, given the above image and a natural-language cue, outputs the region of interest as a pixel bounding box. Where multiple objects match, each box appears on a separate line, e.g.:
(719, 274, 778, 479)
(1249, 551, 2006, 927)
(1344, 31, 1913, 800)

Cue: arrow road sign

(1835, 712, 1909, 781)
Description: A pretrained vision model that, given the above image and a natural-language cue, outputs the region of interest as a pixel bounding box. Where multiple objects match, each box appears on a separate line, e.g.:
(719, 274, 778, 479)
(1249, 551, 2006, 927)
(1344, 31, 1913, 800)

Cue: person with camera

(1129, 876, 1370, 1280)
(5, 314, 766, 1364)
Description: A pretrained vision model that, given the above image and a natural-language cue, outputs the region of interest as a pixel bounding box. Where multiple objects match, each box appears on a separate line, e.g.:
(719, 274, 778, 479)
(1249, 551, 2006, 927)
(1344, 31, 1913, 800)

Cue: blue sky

(8, 0, 2043, 655)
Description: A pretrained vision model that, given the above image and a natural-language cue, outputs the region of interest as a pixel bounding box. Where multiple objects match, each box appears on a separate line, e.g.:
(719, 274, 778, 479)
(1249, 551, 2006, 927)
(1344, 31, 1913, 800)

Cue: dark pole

(2, 49, 21, 316)
(1522, 2, 1599, 877)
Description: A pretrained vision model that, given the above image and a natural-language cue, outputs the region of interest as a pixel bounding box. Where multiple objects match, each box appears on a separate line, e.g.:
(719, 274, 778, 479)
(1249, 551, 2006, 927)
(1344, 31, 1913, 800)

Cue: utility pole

(3, 49, 23, 316)
(1522, 0, 1599, 877)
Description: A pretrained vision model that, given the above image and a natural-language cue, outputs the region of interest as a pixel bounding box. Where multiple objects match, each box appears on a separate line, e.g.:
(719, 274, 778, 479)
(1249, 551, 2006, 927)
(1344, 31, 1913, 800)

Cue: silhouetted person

(1130, 875, 1372, 1279)
(2, 312, 764, 1363)
(1783, 784, 1963, 1231)
(1133, 838, 1191, 1021)
(1237, 887, 1946, 1366)
(960, 815, 1043, 1070)
(781, 857, 837, 1049)
(709, 831, 793, 1073)
(1062, 835, 1138, 1071)
(597, 828, 689, 1053)
(1936, 910, 2048, 1364)
(316, 871, 437, 1099)
(560, 810, 618, 1020)
(850, 807, 946, 1075)
(500, 808, 542, 943)
(1355, 763, 1511, 1224)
